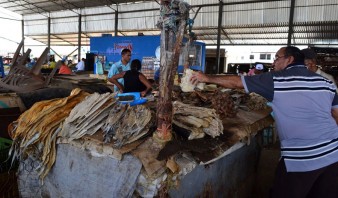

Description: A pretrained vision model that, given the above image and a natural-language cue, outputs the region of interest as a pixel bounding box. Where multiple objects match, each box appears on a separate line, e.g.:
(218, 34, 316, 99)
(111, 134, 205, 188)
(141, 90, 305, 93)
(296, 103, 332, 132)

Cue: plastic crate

(0, 138, 16, 173)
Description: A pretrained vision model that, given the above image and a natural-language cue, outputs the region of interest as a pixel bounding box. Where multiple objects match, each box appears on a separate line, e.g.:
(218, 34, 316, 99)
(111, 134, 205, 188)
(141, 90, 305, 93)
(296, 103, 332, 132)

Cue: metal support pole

(21, 19, 25, 54)
(48, 17, 51, 51)
(78, 14, 82, 61)
(114, 11, 118, 36)
(215, 0, 223, 74)
(287, 0, 296, 46)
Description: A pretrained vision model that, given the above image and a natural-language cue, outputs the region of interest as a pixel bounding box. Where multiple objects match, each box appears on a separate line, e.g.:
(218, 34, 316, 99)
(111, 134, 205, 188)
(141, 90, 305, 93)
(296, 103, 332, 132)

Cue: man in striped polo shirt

(191, 46, 338, 198)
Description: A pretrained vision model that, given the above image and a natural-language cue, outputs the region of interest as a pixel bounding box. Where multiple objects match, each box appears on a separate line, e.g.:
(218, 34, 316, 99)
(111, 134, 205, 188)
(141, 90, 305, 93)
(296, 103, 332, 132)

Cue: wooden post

(154, 0, 190, 142)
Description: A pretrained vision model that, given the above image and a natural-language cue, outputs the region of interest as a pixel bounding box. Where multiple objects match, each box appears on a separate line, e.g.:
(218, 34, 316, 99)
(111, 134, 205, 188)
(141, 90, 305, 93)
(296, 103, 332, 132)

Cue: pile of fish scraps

(172, 101, 223, 140)
(173, 88, 269, 118)
(9, 88, 89, 179)
(60, 92, 116, 140)
(102, 103, 154, 148)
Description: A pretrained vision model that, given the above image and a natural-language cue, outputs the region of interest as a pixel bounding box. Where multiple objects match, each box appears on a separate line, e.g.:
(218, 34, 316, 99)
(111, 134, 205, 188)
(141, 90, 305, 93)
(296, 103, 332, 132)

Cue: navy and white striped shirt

(242, 63, 338, 172)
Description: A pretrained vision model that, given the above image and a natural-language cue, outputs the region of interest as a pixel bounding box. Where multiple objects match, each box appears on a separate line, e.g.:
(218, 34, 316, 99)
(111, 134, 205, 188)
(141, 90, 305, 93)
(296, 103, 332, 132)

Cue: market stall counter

(12, 89, 273, 197)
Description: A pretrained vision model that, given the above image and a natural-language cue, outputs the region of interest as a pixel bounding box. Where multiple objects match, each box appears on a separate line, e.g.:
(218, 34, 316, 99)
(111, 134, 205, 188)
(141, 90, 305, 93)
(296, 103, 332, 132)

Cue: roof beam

(0, 16, 21, 21)
(3, 0, 50, 9)
(52, 35, 76, 46)
(49, 0, 79, 15)
(105, 0, 118, 11)
(0, 36, 20, 44)
(23, 7, 158, 22)
(60, 0, 81, 10)
(221, 29, 234, 45)
(13, 0, 81, 14)
(18, 0, 49, 13)
(6, 0, 49, 17)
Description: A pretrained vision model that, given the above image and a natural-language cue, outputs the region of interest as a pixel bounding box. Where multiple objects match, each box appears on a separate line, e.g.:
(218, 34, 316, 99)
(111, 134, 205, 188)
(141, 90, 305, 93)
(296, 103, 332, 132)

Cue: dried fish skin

(103, 105, 153, 148)
(114, 105, 152, 148)
(172, 120, 205, 140)
(173, 101, 223, 139)
(61, 92, 117, 140)
(9, 88, 89, 180)
(102, 104, 128, 143)
(173, 101, 217, 118)
(202, 118, 223, 138)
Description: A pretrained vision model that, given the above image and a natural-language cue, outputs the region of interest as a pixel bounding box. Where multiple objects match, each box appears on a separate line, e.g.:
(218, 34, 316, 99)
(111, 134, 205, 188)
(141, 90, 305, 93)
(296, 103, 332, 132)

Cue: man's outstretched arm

(190, 72, 244, 89)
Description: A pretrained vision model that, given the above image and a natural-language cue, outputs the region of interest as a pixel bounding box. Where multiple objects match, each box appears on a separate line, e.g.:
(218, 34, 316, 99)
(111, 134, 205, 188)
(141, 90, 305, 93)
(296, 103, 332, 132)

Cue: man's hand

(141, 91, 147, 97)
(190, 71, 209, 85)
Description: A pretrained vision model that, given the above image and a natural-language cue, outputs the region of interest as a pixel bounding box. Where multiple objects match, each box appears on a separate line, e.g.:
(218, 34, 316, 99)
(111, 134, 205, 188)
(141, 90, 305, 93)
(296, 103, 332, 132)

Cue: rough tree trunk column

(154, 0, 190, 142)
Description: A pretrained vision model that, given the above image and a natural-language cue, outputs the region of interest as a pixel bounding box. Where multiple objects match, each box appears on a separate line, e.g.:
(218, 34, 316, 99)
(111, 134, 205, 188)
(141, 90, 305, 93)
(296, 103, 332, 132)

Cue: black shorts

(270, 158, 338, 198)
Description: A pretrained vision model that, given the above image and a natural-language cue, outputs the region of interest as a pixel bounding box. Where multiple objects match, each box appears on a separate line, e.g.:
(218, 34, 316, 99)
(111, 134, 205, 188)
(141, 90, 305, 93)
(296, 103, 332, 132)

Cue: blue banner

(90, 35, 160, 64)
(0, 56, 4, 78)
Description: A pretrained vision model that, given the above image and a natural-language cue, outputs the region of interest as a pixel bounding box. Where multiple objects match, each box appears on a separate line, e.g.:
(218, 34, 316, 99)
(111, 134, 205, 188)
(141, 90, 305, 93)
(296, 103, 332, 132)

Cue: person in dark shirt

(109, 59, 152, 97)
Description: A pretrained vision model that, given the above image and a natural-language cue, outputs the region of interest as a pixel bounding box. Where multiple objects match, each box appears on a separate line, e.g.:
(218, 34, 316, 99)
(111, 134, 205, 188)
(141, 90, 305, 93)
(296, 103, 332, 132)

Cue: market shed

(1, 0, 338, 197)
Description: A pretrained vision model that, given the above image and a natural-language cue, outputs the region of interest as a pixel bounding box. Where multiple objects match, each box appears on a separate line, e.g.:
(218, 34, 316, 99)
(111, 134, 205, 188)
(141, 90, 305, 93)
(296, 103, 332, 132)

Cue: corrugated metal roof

(1, 0, 338, 46)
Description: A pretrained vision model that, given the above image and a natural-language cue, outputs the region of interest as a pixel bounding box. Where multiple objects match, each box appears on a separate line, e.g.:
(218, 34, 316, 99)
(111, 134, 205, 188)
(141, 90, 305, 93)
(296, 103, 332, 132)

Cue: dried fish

(102, 104, 128, 143)
(9, 88, 89, 180)
(61, 92, 116, 140)
(172, 120, 205, 140)
(210, 89, 237, 118)
(173, 101, 223, 139)
(245, 93, 268, 111)
(102, 105, 153, 148)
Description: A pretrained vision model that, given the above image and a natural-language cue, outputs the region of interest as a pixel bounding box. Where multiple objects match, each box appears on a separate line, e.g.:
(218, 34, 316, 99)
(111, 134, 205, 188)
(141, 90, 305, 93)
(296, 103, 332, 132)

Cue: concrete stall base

(18, 135, 262, 198)
(169, 136, 261, 198)
(18, 144, 142, 198)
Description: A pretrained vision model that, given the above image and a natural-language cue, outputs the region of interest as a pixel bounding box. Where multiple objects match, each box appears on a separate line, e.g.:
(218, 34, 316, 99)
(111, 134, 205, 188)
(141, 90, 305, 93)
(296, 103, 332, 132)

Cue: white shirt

(316, 69, 338, 93)
(76, 61, 85, 71)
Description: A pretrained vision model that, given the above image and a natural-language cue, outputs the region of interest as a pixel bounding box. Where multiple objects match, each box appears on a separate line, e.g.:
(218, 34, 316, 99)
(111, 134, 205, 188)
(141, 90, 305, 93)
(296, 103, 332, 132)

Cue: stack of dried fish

(102, 104, 153, 148)
(173, 88, 268, 117)
(9, 88, 89, 179)
(244, 93, 269, 111)
(172, 87, 211, 107)
(210, 89, 237, 118)
(60, 92, 116, 140)
(172, 101, 223, 140)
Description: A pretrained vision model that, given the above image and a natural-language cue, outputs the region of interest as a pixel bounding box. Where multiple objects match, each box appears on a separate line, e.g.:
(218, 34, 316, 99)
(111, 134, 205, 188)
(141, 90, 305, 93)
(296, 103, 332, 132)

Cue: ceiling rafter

(48, 0, 80, 15)
(1, 0, 338, 46)
(6, 0, 49, 17)
(51, 34, 76, 46)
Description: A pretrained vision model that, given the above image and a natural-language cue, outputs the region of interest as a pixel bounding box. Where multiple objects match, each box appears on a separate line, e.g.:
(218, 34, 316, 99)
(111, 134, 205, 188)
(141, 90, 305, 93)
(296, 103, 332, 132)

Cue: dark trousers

(270, 159, 338, 198)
